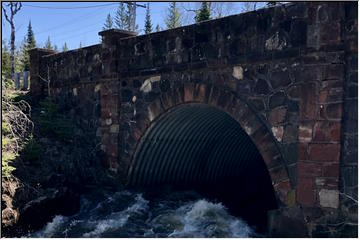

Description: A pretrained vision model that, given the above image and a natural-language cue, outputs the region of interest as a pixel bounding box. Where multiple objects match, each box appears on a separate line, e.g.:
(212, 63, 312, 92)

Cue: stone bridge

(29, 2, 357, 236)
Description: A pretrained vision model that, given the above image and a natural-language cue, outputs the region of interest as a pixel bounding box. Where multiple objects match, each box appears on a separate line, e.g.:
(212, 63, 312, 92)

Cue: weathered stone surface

(268, 107, 287, 126)
(269, 91, 286, 109)
(319, 189, 339, 208)
(268, 206, 309, 237)
(27, 3, 356, 236)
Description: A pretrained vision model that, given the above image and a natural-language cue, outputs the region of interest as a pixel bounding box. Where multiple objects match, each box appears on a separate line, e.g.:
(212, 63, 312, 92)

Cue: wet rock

(268, 206, 309, 237)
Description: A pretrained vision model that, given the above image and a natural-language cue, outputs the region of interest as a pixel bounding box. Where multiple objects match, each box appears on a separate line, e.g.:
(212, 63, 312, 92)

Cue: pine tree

(155, 24, 161, 32)
(44, 36, 53, 50)
(125, 3, 132, 31)
(2, 40, 11, 76)
(19, 21, 37, 71)
(62, 42, 69, 52)
(19, 37, 28, 71)
(144, 3, 152, 34)
(103, 13, 113, 30)
(79, 42, 82, 48)
(195, 2, 211, 23)
(114, 2, 126, 29)
(26, 20, 36, 49)
(53, 45, 58, 51)
(165, 2, 181, 29)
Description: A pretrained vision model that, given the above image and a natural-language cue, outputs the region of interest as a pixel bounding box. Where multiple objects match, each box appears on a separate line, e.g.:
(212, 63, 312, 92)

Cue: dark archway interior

(128, 103, 278, 233)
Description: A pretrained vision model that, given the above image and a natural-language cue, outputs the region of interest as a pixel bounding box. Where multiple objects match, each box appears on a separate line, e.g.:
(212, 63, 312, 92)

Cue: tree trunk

(10, 22, 15, 76)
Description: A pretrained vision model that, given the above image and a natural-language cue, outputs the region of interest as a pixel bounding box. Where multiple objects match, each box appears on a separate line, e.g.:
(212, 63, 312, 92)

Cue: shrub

(38, 97, 74, 142)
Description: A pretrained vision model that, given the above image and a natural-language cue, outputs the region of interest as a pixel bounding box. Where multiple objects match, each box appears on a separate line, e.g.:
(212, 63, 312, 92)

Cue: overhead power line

(23, 3, 118, 9)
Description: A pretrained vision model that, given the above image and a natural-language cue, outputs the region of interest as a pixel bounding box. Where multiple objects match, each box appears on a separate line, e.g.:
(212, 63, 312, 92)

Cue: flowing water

(30, 189, 256, 237)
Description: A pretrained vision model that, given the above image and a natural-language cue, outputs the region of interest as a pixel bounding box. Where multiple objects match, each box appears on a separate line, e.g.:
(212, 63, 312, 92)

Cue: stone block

(298, 143, 308, 160)
(298, 161, 322, 178)
(326, 103, 342, 119)
(313, 121, 327, 141)
(296, 177, 315, 206)
(271, 126, 284, 142)
(268, 107, 287, 126)
(282, 124, 298, 143)
(268, 206, 309, 237)
(299, 123, 313, 142)
(319, 189, 339, 208)
(309, 143, 340, 162)
(269, 91, 287, 109)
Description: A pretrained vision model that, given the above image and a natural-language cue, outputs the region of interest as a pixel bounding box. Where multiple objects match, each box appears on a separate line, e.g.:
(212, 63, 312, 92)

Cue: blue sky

(2, 2, 266, 51)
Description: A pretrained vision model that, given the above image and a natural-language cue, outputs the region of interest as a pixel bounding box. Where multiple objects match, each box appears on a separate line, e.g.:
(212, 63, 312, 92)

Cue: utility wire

(34, 5, 115, 35)
(23, 3, 118, 9)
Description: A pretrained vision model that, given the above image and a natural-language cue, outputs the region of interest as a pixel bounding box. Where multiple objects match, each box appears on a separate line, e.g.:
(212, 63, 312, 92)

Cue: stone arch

(125, 83, 292, 206)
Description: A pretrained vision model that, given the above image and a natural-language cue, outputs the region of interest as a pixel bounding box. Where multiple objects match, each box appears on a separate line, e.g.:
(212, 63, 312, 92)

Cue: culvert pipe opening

(128, 103, 278, 233)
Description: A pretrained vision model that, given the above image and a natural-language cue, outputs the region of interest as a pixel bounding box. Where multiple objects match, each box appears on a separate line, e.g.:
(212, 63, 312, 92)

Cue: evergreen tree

(18, 21, 37, 71)
(125, 3, 133, 31)
(155, 24, 161, 32)
(62, 42, 69, 52)
(1, 40, 11, 76)
(195, 2, 211, 23)
(19, 37, 28, 71)
(44, 36, 53, 50)
(53, 45, 58, 51)
(79, 42, 82, 48)
(144, 3, 152, 34)
(26, 20, 36, 49)
(114, 2, 126, 29)
(103, 13, 113, 30)
(165, 2, 181, 29)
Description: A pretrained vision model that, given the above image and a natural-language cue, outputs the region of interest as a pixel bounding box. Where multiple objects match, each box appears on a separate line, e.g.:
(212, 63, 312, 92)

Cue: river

(29, 189, 257, 237)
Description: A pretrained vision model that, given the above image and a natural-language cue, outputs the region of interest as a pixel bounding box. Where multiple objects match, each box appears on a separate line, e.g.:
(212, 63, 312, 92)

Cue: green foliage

(165, 2, 181, 29)
(155, 24, 161, 32)
(114, 2, 127, 29)
(45, 36, 53, 50)
(62, 42, 69, 52)
(2, 152, 17, 177)
(195, 2, 211, 23)
(19, 21, 37, 71)
(144, 3, 153, 34)
(2, 40, 11, 77)
(22, 134, 41, 162)
(103, 13, 113, 30)
(38, 98, 74, 142)
(2, 121, 11, 135)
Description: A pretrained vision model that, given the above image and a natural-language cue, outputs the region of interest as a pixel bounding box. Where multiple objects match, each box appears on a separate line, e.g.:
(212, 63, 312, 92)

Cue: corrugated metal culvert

(128, 103, 267, 188)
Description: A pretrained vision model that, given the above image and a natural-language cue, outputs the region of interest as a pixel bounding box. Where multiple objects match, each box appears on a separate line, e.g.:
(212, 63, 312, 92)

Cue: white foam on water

(168, 199, 253, 237)
(35, 215, 67, 237)
(82, 193, 149, 237)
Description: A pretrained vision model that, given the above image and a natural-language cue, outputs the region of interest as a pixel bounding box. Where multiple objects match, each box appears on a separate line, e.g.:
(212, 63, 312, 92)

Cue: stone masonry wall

(30, 2, 357, 236)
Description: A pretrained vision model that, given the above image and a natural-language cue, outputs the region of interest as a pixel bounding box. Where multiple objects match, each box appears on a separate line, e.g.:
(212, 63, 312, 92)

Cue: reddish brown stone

(326, 103, 342, 119)
(298, 143, 308, 160)
(322, 163, 339, 177)
(298, 161, 322, 177)
(299, 83, 317, 120)
(268, 107, 287, 126)
(184, 83, 194, 102)
(313, 121, 327, 141)
(309, 143, 340, 162)
(273, 179, 292, 204)
(328, 122, 341, 141)
(269, 166, 289, 184)
(296, 177, 316, 206)
(262, 146, 283, 169)
(194, 83, 206, 102)
(319, 90, 328, 104)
